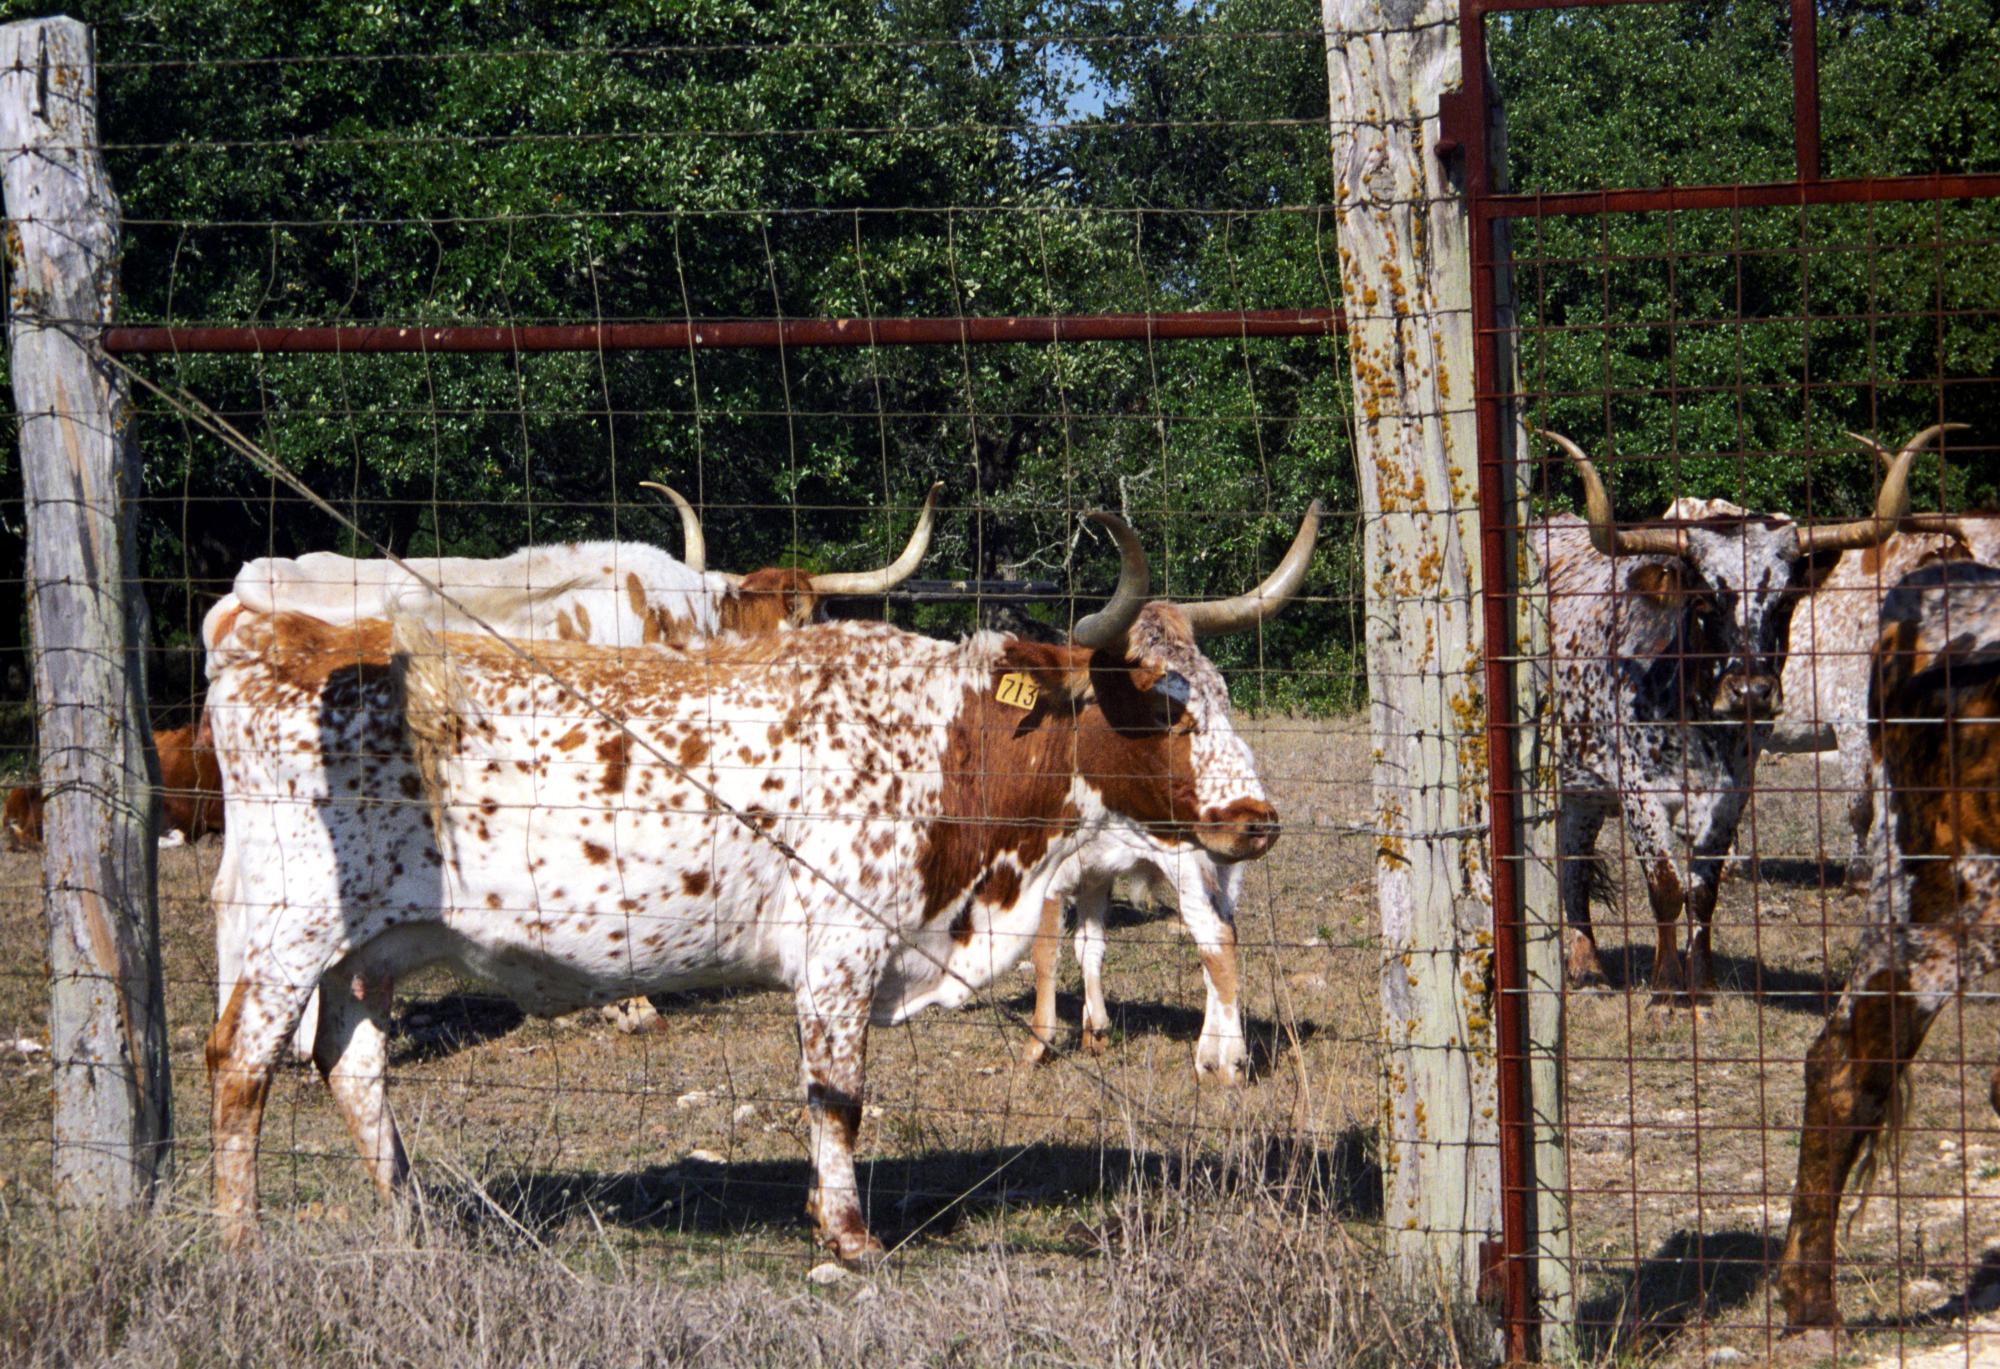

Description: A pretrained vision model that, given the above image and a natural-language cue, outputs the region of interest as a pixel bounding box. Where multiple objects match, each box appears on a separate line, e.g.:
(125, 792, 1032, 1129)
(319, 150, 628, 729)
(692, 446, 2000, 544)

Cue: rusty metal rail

(102, 309, 1345, 354)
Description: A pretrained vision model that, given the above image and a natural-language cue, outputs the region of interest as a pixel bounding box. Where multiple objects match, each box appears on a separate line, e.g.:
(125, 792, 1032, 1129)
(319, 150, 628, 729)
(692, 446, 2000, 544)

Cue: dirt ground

(4, 722, 2000, 1365)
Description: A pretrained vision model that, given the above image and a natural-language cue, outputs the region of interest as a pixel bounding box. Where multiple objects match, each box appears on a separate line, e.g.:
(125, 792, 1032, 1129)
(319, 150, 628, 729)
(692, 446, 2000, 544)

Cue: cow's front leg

(1175, 884, 1246, 1084)
(1834, 722, 1874, 893)
(1684, 789, 1748, 1003)
(1557, 801, 1609, 987)
(1020, 896, 1065, 1067)
(1621, 795, 1688, 1001)
(795, 975, 883, 1264)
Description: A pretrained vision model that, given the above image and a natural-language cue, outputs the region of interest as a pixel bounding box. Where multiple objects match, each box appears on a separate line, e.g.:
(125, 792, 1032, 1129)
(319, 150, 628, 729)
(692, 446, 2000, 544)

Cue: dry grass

(0, 1174, 1493, 1369)
(7, 719, 2000, 1365)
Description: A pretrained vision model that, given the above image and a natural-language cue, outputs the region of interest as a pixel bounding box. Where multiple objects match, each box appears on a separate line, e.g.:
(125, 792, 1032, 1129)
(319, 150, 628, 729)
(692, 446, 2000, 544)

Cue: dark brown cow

(1777, 557, 2000, 1329)
(3, 721, 223, 851)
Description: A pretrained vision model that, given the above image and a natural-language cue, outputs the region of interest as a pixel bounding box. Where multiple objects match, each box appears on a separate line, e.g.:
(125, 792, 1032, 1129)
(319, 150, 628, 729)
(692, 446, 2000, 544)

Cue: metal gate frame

(1451, 2, 2000, 1359)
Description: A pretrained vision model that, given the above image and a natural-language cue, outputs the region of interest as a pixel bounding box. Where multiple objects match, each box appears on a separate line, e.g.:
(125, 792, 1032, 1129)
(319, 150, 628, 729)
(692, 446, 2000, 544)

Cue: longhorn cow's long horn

(1537, 429, 1686, 559)
(1798, 424, 1968, 556)
(638, 481, 706, 572)
(1070, 511, 1151, 651)
(1855, 422, 1971, 474)
(805, 483, 943, 597)
(1177, 502, 1323, 639)
(1896, 512, 1972, 553)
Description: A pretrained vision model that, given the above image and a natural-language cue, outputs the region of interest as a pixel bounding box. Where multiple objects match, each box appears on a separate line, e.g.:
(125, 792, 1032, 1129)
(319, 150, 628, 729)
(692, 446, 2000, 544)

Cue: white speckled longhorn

(201, 508, 1314, 1261)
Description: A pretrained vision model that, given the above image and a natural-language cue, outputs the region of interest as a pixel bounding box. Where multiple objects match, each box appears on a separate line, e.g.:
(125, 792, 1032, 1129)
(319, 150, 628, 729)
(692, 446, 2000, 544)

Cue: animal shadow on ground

(1575, 1228, 1777, 1359)
(1854, 1245, 2000, 1330)
(996, 989, 1321, 1082)
(1582, 943, 1837, 1015)
(1736, 855, 1856, 890)
(390, 992, 526, 1064)
(443, 1129, 1382, 1252)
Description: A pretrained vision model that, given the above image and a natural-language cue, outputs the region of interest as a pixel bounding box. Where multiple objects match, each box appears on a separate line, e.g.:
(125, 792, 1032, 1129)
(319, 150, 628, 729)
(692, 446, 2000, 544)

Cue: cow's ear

(1799, 546, 1847, 591)
(1627, 562, 1686, 605)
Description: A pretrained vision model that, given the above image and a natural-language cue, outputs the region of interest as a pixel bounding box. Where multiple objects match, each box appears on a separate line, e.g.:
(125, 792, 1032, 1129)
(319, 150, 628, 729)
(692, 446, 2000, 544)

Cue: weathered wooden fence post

(1324, 0, 1571, 1349)
(1, 15, 171, 1206)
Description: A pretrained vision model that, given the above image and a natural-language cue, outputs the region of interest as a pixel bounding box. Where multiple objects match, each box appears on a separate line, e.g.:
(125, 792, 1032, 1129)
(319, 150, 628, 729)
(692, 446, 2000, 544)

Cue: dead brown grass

(0, 1174, 1491, 1369)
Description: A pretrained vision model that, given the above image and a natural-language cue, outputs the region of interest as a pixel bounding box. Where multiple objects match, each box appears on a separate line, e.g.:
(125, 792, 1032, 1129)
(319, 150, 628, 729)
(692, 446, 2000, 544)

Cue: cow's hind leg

(1777, 918, 2000, 1329)
(795, 976, 883, 1264)
(312, 968, 408, 1204)
(1558, 802, 1609, 986)
(1020, 896, 1065, 1067)
(206, 967, 320, 1249)
(1074, 874, 1113, 1055)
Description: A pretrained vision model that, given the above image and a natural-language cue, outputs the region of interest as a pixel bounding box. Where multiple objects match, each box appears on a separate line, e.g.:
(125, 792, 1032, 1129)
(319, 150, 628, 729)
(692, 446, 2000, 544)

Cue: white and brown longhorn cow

(1760, 429, 1985, 888)
(1542, 427, 1944, 1001)
(907, 508, 1317, 1084)
(232, 482, 941, 644)
(214, 485, 939, 1053)
(200, 510, 1311, 1260)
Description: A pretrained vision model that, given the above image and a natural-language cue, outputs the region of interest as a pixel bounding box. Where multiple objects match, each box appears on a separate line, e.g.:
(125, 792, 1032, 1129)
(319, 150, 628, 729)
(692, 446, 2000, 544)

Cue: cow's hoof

(219, 1215, 260, 1254)
(1564, 937, 1609, 988)
(1018, 1034, 1053, 1069)
(822, 1227, 886, 1267)
(1194, 1037, 1247, 1085)
(1081, 1027, 1109, 1056)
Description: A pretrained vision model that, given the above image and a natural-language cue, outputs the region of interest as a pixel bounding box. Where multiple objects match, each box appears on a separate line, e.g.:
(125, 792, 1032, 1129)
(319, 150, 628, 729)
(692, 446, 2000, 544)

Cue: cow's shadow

(391, 992, 526, 1064)
(432, 1129, 1381, 1249)
(1575, 1227, 1778, 1358)
(995, 989, 1321, 1082)
(1583, 943, 1837, 1015)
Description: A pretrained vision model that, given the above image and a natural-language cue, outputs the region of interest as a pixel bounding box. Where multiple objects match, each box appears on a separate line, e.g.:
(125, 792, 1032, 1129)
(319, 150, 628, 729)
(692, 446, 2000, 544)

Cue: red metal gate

(1459, 1, 2000, 1359)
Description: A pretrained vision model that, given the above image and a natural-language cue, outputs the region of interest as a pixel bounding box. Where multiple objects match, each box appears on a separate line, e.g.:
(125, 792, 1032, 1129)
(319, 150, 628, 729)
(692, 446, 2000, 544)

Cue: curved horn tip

(1069, 510, 1151, 651)
(801, 483, 943, 598)
(1176, 502, 1324, 639)
(640, 480, 705, 572)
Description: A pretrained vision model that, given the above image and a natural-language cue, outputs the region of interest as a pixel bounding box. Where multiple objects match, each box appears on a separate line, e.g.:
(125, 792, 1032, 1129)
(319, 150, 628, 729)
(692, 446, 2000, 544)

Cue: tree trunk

(1, 16, 171, 1206)
(1324, 0, 1563, 1313)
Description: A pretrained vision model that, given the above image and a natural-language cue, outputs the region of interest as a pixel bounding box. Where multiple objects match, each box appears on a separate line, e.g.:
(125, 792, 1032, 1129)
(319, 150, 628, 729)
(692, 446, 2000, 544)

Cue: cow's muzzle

(1195, 798, 1279, 862)
(1717, 671, 1781, 719)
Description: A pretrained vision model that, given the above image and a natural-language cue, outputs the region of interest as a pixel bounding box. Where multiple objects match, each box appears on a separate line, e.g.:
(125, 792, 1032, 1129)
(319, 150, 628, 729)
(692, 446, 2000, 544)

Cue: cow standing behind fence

(200, 511, 1308, 1258)
(1541, 428, 1941, 1000)
(5, 721, 223, 850)
(1761, 438, 1986, 888)
(1776, 556, 2000, 1330)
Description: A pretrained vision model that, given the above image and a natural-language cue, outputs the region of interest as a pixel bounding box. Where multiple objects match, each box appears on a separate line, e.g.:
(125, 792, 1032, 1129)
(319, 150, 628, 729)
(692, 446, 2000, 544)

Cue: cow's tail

(390, 606, 475, 840)
(1585, 854, 1619, 910)
(1843, 1057, 1915, 1238)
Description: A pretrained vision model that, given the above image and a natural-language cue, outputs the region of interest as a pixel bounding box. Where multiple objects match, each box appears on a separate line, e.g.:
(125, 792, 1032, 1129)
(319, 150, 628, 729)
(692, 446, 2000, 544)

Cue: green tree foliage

(0, 0, 1993, 741)
(1491, 0, 2000, 522)
(0, 0, 1353, 729)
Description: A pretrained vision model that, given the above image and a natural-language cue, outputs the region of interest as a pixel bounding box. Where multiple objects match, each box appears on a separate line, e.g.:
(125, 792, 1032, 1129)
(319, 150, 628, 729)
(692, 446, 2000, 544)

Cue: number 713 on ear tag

(995, 672, 1040, 710)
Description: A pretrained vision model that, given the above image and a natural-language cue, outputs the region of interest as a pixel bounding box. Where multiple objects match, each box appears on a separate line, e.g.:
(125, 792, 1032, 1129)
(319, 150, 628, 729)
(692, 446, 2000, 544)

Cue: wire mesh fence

(0, 0, 1391, 1319)
(1484, 1, 2000, 1359)
(5, 0, 2000, 1362)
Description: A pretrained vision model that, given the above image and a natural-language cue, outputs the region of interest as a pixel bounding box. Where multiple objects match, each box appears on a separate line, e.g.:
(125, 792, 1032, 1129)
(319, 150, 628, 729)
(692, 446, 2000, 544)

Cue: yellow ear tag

(995, 672, 1040, 710)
